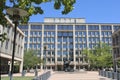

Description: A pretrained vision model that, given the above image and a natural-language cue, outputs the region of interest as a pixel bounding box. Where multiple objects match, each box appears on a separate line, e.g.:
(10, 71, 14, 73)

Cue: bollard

(34, 69, 38, 77)
(21, 70, 26, 76)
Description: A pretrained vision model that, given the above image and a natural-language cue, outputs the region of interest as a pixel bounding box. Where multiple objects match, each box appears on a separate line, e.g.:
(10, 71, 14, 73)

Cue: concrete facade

(18, 18, 120, 71)
(0, 16, 25, 74)
(112, 29, 120, 60)
(112, 29, 120, 72)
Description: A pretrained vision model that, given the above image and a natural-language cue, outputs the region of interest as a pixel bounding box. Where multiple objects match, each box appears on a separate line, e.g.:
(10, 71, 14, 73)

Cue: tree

(83, 43, 113, 70)
(0, 0, 76, 25)
(23, 49, 43, 71)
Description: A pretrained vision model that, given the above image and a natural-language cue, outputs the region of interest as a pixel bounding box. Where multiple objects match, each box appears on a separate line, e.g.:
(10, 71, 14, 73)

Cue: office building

(112, 29, 120, 72)
(19, 18, 120, 71)
(0, 16, 25, 74)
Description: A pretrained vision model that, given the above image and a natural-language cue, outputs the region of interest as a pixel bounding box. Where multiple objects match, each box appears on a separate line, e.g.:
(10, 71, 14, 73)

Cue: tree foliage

(23, 49, 43, 69)
(0, 0, 76, 25)
(83, 43, 113, 69)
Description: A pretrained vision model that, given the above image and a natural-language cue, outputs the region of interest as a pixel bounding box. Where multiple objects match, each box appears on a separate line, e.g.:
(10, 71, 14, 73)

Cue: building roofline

(5, 16, 25, 36)
(27, 22, 120, 25)
(44, 17, 86, 19)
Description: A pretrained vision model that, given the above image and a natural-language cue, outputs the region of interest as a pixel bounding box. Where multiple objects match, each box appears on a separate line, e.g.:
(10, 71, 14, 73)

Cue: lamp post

(44, 46, 47, 70)
(6, 8, 28, 80)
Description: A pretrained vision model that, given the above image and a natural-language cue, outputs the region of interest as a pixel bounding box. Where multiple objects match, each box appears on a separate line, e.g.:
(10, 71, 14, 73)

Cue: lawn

(1, 76, 34, 80)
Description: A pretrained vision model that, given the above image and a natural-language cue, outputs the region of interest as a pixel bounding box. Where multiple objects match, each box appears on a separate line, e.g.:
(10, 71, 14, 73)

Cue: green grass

(1, 76, 34, 80)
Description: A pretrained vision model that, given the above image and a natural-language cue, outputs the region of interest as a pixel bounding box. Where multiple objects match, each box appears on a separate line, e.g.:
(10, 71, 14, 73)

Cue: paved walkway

(48, 71, 110, 80)
(1, 70, 47, 77)
(1, 71, 111, 80)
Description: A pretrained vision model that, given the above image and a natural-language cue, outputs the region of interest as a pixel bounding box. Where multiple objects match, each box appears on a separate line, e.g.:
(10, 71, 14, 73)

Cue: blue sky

(6, 0, 120, 23)
(29, 0, 120, 23)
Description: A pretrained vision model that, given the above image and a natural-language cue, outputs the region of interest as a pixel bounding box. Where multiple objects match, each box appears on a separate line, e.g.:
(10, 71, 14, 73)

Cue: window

(44, 25, 55, 30)
(25, 37, 28, 42)
(38, 44, 41, 48)
(31, 25, 42, 29)
(101, 25, 112, 30)
(69, 38, 73, 42)
(88, 25, 99, 30)
(63, 38, 67, 42)
(29, 44, 32, 48)
(75, 25, 86, 30)
(38, 37, 41, 42)
(30, 31, 33, 36)
(30, 37, 33, 42)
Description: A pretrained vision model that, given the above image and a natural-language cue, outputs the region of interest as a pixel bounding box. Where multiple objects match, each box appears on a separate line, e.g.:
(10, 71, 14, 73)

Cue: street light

(6, 8, 28, 80)
(44, 46, 47, 70)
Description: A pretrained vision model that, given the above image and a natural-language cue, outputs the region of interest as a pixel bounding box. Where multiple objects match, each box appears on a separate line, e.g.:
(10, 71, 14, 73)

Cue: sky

(29, 0, 120, 23)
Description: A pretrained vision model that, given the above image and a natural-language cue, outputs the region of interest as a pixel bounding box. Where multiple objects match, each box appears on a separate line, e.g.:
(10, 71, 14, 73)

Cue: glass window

(38, 44, 41, 48)
(30, 37, 33, 42)
(34, 37, 37, 42)
(114, 25, 120, 31)
(69, 38, 73, 42)
(24, 31, 28, 36)
(24, 44, 27, 48)
(30, 31, 33, 36)
(48, 38, 51, 42)
(44, 25, 55, 30)
(57, 51, 62, 55)
(44, 32, 47, 36)
(63, 38, 67, 42)
(34, 44, 37, 48)
(18, 25, 28, 29)
(29, 44, 32, 48)
(58, 44, 62, 48)
(31, 25, 42, 29)
(38, 37, 41, 42)
(63, 44, 67, 48)
(63, 51, 67, 55)
(44, 37, 47, 42)
(38, 32, 42, 36)
(58, 37, 62, 42)
(69, 32, 73, 36)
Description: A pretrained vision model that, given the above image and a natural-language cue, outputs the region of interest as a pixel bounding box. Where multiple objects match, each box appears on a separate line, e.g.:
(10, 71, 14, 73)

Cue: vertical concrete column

(41, 24, 44, 70)
(86, 25, 89, 48)
(27, 24, 31, 49)
(20, 35, 24, 72)
(55, 24, 58, 70)
(99, 24, 102, 42)
(73, 24, 76, 70)
(111, 25, 114, 33)
(19, 61, 23, 72)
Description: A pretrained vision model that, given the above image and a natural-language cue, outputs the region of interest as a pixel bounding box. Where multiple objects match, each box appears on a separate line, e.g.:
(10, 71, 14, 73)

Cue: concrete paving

(48, 71, 111, 80)
(1, 70, 47, 77)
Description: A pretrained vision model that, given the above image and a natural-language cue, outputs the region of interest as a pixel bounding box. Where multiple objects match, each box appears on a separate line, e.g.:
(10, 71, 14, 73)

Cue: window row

(57, 25, 73, 30)
(31, 25, 42, 29)
(30, 31, 42, 36)
(75, 31, 86, 36)
(30, 37, 42, 42)
(58, 32, 73, 36)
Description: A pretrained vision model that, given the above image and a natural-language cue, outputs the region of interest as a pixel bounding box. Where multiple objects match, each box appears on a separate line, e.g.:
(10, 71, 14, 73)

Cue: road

(48, 71, 110, 80)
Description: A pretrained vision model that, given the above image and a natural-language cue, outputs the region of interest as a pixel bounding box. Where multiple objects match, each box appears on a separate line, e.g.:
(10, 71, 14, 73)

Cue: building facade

(112, 29, 120, 72)
(19, 18, 120, 71)
(0, 16, 25, 74)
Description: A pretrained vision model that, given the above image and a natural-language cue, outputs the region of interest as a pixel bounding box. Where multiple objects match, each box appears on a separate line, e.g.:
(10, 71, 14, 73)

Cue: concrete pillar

(20, 61, 23, 72)
(55, 24, 57, 70)
(73, 24, 76, 70)
(41, 24, 44, 70)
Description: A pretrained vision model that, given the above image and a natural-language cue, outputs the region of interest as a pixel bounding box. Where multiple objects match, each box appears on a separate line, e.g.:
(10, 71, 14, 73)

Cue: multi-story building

(112, 29, 120, 72)
(19, 18, 120, 71)
(0, 16, 25, 74)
